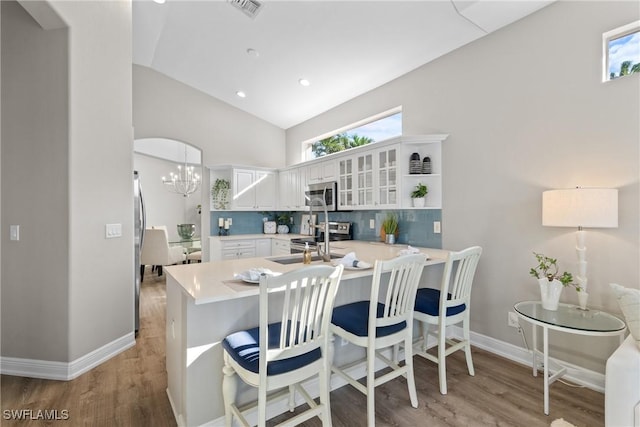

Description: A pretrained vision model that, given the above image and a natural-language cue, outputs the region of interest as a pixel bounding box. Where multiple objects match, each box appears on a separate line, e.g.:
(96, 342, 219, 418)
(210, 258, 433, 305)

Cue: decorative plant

(382, 213, 399, 235)
(211, 179, 230, 210)
(411, 182, 428, 199)
(276, 212, 293, 225)
(529, 252, 579, 290)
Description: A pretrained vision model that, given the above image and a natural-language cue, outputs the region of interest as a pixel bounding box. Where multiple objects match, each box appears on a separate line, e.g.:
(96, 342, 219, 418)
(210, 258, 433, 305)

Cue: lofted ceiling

(133, 0, 553, 129)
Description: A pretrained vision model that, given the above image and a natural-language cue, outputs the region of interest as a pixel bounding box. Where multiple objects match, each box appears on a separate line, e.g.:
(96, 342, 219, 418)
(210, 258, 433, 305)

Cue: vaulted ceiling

(133, 0, 553, 129)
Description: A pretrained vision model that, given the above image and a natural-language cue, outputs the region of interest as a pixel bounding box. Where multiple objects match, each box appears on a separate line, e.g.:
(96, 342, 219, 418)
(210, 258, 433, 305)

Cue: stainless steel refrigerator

(134, 171, 146, 332)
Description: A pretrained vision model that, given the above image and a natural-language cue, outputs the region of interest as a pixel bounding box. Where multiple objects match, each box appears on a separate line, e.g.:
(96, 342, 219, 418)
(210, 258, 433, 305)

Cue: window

(604, 21, 640, 81)
(304, 109, 402, 161)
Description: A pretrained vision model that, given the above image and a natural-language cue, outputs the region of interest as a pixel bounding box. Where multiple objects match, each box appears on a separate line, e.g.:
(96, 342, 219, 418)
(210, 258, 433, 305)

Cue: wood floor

(1, 269, 605, 427)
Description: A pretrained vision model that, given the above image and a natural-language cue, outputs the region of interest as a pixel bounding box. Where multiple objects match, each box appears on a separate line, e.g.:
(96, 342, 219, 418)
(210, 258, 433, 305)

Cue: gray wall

(1, 0, 69, 361)
(133, 65, 286, 169)
(1, 0, 133, 364)
(286, 1, 639, 372)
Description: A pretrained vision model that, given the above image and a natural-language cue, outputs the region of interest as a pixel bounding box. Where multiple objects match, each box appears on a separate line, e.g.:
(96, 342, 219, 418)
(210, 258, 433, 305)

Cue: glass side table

(514, 301, 626, 415)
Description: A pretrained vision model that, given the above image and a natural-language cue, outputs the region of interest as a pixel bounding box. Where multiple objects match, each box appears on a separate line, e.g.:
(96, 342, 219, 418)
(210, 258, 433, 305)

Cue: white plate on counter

(235, 269, 281, 284)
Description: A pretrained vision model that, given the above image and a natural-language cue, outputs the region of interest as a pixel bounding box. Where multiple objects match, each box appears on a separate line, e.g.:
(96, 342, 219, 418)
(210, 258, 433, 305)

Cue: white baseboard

(0, 332, 135, 381)
(449, 325, 606, 392)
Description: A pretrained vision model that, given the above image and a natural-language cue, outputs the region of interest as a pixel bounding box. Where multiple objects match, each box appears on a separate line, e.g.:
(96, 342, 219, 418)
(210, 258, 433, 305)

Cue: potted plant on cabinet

(410, 183, 428, 207)
(529, 252, 578, 311)
(381, 213, 399, 244)
(276, 212, 293, 234)
(211, 179, 230, 210)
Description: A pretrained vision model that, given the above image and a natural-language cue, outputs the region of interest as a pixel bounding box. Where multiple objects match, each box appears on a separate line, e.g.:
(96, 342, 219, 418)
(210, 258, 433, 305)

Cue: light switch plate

(105, 223, 122, 239)
(10, 225, 19, 241)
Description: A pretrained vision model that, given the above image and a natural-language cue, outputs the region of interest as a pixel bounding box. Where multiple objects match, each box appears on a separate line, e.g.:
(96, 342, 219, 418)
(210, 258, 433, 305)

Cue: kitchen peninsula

(165, 240, 448, 426)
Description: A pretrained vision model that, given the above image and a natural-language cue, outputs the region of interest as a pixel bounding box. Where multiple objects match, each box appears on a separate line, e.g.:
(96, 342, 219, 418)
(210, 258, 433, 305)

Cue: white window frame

(603, 20, 640, 82)
(301, 106, 402, 162)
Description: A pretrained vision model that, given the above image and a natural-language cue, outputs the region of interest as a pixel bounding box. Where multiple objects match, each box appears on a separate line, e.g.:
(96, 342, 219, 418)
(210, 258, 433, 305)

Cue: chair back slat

(442, 246, 482, 308)
(373, 254, 426, 328)
(260, 265, 343, 370)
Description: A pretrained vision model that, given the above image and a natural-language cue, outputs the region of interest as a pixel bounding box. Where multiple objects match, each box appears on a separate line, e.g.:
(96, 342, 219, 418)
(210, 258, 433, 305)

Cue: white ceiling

(133, 0, 553, 129)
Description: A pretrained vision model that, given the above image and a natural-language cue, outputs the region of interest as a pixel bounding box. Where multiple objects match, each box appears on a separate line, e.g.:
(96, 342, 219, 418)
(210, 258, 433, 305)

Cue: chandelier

(162, 146, 201, 197)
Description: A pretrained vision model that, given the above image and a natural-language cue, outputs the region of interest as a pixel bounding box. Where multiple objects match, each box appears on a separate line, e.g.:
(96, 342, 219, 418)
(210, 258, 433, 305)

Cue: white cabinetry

(401, 136, 443, 209)
(340, 145, 399, 210)
(210, 238, 257, 261)
(308, 159, 336, 184)
(271, 238, 291, 256)
(278, 167, 307, 211)
(209, 167, 276, 211)
(337, 157, 355, 209)
(255, 239, 271, 257)
(233, 169, 276, 210)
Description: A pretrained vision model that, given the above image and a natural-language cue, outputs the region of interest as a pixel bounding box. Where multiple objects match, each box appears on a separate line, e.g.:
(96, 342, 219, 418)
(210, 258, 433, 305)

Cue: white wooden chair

(140, 227, 185, 280)
(413, 246, 482, 395)
(222, 264, 344, 427)
(330, 254, 426, 427)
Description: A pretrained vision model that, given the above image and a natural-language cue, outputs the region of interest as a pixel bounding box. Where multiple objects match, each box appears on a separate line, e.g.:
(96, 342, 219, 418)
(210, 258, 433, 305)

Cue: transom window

(304, 109, 402, 161)
(604, 21, 640, 81)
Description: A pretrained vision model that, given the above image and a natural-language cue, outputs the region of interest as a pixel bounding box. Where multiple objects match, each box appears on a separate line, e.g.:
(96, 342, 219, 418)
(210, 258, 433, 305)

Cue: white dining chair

(140, 227, 185, 280)
(330, 254, 426, 427)
(413, 246, 482, 395)
(186, 250, 201, 263)
(221, 264, 344, 427)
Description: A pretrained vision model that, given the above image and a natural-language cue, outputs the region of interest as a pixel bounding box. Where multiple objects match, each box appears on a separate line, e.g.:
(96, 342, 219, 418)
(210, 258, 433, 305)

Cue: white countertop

(166, 241, 448, 305)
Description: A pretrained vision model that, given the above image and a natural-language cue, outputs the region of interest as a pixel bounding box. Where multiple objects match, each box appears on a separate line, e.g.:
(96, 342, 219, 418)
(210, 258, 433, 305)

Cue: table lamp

(542, 188, 618, 309)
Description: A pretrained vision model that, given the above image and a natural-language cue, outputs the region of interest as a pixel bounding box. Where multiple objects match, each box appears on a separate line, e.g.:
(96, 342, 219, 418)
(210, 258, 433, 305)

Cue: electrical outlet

(369, 219, 375, 229)
(508, 311, 519, 328)
(433, 221, 441, 234)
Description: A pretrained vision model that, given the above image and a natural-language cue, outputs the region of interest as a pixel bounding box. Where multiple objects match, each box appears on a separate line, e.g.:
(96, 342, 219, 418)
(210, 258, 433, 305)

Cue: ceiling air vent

(228, 0, 263, 19)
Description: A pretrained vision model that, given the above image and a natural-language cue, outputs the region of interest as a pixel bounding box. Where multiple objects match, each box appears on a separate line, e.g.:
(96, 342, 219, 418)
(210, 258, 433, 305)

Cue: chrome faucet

(307, 189, 331, 262)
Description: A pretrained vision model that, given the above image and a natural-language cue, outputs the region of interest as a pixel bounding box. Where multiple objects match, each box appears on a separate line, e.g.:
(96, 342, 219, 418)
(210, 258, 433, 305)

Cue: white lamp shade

(542, 188, 618, 228)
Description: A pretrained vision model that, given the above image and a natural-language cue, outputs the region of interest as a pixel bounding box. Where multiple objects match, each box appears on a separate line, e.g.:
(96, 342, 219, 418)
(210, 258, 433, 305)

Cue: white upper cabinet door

(233, 169, 276, 210)
(233, 169, 255, 209)
(255, 170, 276, 209)
(338, 157, 355, 209)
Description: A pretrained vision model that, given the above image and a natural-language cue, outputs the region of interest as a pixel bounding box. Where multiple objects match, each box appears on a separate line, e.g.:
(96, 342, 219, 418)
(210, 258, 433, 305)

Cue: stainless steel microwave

(305, 181, 338, 211)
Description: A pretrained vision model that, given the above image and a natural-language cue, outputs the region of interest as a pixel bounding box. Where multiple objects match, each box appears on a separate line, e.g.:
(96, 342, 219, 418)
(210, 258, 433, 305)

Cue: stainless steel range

(290, 221, 352, 254)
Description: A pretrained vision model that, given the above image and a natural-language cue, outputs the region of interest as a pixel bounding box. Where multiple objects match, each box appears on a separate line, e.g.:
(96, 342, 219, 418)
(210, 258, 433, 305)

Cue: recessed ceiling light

(153, 0, 166, 4)
(236, 91, 246, 98)
(246, 48, 259, 58)
(298, 78, 310, 87)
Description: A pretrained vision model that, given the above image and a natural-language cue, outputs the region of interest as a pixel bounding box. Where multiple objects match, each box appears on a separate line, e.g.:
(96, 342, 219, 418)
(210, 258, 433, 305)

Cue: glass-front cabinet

(356, 152, 374, 207)
(338, 157, 354, 209)
(377, 147, 397, 208)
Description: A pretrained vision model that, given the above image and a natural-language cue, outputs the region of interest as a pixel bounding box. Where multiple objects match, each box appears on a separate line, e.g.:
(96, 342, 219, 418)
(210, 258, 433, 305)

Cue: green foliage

(211, 179, 231, 210)
(610, 60, 640, 80)
(411, 183, 428, 198)
(276, 212, 293, 225)
(529, 252, 579, 290)
(311, 133, 374, 157)
(382, 213, 398, 234)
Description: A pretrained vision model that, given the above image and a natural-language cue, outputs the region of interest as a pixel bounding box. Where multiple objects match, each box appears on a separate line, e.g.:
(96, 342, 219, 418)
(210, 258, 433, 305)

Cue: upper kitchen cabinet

(335, 135, 445, 210)
(278, 166, 307, 211)
(307, 159, 336, 184)
(210, 167, 276, 211)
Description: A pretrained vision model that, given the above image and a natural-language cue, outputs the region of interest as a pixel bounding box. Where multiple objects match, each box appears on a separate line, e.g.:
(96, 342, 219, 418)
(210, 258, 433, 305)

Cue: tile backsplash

(210, 209, 442, 248)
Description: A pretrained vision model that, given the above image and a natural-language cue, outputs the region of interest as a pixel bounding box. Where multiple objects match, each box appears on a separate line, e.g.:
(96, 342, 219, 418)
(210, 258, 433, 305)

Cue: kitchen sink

(270, 254, 341, 265)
